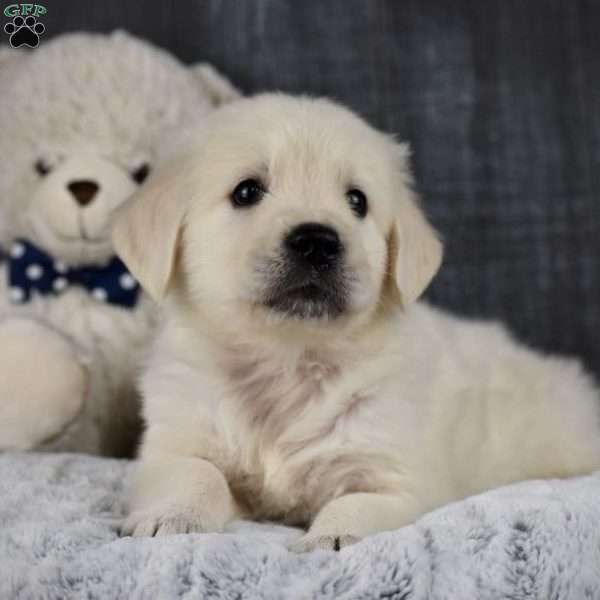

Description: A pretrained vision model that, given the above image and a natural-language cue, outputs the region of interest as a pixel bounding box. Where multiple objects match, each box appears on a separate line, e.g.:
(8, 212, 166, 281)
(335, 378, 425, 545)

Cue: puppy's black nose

(68, 180, 100, 207)
(285, 223, 343, 269)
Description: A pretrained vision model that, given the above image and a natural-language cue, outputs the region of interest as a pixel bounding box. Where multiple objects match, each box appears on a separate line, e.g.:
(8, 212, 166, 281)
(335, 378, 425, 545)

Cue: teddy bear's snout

(67, 180, 100, 207)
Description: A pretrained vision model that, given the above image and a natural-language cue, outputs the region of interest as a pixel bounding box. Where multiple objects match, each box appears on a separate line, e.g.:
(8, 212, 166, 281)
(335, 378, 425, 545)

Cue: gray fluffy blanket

(2, 452, 600, 599)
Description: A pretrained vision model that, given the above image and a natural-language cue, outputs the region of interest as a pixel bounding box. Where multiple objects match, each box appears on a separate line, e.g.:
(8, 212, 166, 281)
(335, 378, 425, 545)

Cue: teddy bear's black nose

(68, 180, 100, 207)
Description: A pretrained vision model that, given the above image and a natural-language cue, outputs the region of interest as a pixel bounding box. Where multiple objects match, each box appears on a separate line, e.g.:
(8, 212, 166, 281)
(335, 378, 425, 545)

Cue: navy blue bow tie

(7, 239, 140, 308)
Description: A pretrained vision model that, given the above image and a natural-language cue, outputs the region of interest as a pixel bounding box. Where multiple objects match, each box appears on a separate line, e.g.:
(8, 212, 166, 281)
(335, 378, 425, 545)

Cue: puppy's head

(113, 95, 442, 339)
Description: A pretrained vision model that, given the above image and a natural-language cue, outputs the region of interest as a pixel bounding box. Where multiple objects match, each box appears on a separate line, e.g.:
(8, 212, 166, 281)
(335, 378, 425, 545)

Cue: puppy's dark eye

(34, 159, 52, 177)
(231, 178, 265, 208)
(131, 163, 151, 185)
(347, 188, 368, 218)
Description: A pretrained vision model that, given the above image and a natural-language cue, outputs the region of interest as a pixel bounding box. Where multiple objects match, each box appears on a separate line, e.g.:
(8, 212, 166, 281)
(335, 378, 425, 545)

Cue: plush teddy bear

(0, 32, 239, 456)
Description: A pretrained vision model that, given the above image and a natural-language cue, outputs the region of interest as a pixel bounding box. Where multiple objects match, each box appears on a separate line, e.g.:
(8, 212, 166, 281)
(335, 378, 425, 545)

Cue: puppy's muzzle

(260, 222, 347, 320)
(284, 223, 343, 270)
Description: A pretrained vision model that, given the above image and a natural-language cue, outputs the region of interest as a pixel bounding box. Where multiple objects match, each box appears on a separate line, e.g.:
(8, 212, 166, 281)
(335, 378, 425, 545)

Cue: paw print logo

(4, 15, 45, 48)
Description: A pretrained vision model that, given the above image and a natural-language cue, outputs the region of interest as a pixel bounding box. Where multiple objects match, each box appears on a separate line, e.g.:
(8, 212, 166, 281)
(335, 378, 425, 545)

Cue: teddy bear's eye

(34, 159, 52, 177)
(131, 163, 151, 185)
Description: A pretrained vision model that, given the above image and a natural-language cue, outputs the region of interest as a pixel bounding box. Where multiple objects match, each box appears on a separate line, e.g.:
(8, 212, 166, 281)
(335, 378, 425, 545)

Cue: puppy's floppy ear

(112, 161, 188, 302)
(389, 144, 443, 306)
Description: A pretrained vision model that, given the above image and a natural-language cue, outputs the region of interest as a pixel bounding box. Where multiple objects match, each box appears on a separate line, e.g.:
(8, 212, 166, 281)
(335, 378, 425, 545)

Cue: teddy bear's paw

(4, 15, 44, 48)
(0, 318, 87, 449)
(121, 507, 221, 537)
(288, 533, 362, 553)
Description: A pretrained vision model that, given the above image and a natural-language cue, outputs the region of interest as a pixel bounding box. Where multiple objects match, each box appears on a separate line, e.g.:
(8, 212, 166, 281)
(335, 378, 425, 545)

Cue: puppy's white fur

(114, 94, 600, 551)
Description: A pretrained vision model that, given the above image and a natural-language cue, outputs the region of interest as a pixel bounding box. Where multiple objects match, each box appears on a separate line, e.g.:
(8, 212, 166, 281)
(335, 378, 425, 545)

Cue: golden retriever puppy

(113, 94, 600, 552)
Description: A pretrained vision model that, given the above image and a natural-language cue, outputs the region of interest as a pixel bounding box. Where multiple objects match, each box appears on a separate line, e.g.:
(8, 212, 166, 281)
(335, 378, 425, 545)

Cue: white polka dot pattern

(7, 239, 140, 308)
(9, 287, 24, 302)
(53, 277, 68, 292)
(119, 273, 136, 290)
(10, 242, 25, 259)
(25, 264, 44, 280)
(92, 288, 108, 302)
(53, 261, 67, 274)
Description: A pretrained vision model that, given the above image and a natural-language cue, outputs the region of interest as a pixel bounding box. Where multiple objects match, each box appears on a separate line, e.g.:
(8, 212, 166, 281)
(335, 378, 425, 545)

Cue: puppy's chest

(214, 353, 382, 523)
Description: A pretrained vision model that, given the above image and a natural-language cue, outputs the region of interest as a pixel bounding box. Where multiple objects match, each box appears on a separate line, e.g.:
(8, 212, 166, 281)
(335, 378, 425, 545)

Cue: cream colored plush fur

(114, 94, 600, 549)
(0, 32, 239, 456)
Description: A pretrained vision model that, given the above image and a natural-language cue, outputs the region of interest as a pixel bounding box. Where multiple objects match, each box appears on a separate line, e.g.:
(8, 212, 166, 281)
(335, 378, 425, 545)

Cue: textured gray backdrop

(4, 1, 600, 375)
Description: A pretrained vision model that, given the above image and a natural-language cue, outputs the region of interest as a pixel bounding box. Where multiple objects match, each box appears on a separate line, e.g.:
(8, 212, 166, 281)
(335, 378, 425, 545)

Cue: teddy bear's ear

(190, 63, 241, 107)
(0, 46, 25, 76)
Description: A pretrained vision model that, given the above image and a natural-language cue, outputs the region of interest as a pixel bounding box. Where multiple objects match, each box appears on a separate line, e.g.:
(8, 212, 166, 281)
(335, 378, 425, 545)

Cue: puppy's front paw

(289, 533, 362, 553)
(120, 507, 220, 537)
